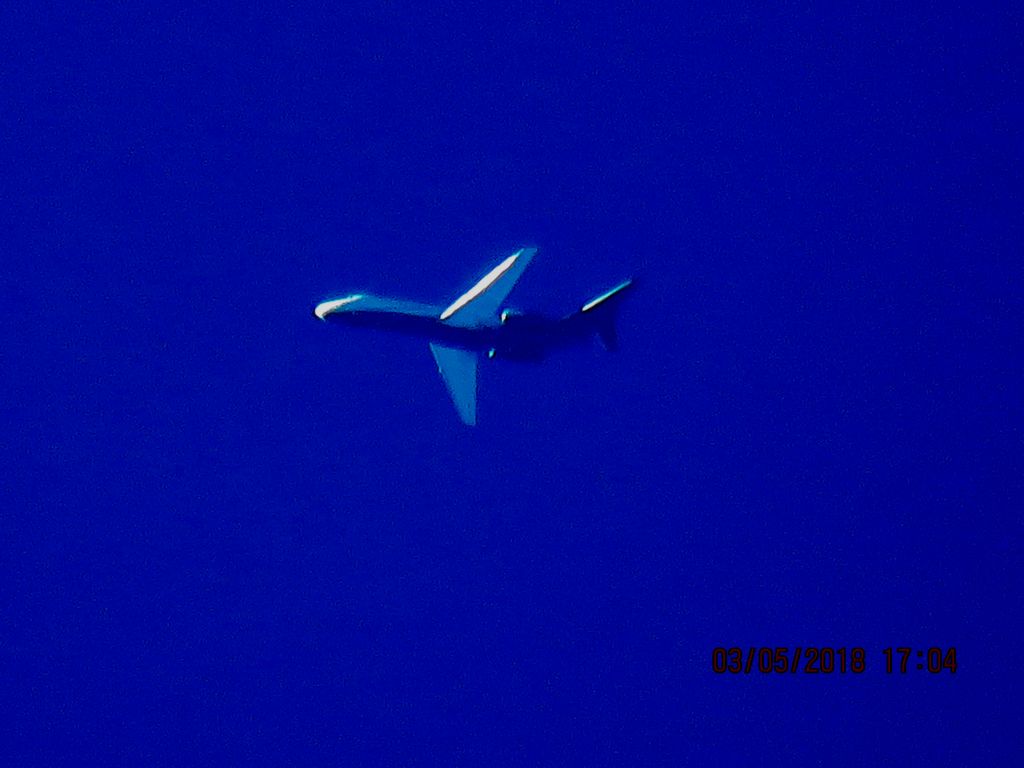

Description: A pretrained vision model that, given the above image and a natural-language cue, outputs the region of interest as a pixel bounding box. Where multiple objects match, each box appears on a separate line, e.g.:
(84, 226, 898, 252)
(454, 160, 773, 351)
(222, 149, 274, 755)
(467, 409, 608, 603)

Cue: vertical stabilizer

(596, 318, 618, 351)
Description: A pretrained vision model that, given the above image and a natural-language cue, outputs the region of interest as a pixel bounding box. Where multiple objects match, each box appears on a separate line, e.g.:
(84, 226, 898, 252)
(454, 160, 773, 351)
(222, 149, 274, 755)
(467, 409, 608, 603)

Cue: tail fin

(573, 279, 635, 351)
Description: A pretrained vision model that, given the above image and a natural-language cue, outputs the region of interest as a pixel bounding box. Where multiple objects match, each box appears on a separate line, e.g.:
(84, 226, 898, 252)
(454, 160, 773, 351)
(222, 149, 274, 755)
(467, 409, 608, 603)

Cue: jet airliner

(313, 248, 633, 425)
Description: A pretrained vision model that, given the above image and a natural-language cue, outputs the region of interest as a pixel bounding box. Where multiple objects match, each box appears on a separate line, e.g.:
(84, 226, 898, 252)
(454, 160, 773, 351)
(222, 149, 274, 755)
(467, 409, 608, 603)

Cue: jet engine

(498, 308, 546, 331)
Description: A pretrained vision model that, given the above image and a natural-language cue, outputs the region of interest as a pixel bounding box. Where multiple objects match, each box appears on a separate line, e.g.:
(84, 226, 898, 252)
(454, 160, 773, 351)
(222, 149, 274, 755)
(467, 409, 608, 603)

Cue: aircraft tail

(570, 279, 635, 351)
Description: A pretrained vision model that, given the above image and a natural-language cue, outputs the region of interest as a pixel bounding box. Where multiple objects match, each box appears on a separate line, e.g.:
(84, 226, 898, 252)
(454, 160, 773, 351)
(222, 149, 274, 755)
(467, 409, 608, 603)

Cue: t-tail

(569, 278, 635, 351)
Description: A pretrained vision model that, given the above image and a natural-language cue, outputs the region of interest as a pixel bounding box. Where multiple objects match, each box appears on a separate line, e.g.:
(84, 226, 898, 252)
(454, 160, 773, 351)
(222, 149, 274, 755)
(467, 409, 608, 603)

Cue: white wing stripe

(440, 250, 523, 321)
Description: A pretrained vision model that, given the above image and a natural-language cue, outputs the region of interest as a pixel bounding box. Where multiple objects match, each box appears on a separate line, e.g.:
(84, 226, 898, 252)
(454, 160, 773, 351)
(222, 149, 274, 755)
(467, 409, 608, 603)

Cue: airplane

(313, 247, 633, 425)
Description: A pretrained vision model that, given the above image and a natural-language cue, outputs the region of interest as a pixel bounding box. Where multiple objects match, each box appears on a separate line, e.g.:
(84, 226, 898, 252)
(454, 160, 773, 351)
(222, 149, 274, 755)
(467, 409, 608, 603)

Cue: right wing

(439, 248, 536, 327)
(429, 343, 478, 425)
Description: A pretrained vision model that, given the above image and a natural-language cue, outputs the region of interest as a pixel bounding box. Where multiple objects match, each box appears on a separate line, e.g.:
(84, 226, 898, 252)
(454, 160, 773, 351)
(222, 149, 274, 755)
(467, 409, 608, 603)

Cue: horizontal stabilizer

(580, 279, 634, 314)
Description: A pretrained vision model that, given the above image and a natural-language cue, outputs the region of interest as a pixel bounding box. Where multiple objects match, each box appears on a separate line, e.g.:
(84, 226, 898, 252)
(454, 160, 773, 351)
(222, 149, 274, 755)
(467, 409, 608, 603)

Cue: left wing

(429, 343, 478, 425)
(439, 248, 536, 327)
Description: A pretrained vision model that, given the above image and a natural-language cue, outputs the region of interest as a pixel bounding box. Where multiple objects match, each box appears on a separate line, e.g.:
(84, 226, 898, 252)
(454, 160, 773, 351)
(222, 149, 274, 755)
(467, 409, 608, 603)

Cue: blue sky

(3, 2, 1020, 765)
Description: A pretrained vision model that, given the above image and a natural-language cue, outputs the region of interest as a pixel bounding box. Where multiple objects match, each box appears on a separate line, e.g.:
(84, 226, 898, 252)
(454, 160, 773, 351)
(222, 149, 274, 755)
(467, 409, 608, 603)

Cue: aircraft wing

(429, 343, 478, 425)
(439, 247, 536, 327)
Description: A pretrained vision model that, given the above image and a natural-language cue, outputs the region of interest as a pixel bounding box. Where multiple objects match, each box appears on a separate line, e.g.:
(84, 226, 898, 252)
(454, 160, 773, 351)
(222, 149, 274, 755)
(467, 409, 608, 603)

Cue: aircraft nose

(314, 295, 363, 320)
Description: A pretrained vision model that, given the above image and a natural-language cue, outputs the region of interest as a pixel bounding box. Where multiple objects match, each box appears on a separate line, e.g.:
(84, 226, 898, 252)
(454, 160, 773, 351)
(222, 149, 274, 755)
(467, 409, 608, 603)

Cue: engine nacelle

(488, 344, 546, 363)
(499, 309, 547, 330)
(493, 309, 550, 362)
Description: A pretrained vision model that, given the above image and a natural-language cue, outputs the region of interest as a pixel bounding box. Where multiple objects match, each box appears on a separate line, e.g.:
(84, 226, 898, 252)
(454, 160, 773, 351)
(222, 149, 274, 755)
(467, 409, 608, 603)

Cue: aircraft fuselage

(322, 304, 591, 361)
